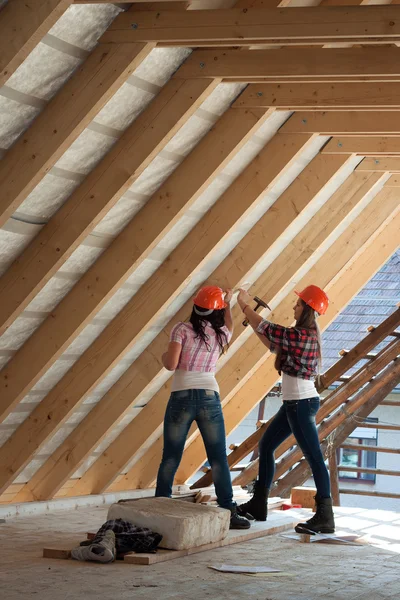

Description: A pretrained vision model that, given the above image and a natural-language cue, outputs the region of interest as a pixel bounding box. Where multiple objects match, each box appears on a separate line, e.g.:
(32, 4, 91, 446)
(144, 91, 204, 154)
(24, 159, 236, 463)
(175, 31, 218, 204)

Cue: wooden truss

(0, 0, 399, 505)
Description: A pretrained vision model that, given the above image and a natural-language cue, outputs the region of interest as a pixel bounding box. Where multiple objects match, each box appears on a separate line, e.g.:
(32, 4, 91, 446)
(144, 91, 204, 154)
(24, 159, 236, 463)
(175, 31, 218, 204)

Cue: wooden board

(43, 512, 296, 566)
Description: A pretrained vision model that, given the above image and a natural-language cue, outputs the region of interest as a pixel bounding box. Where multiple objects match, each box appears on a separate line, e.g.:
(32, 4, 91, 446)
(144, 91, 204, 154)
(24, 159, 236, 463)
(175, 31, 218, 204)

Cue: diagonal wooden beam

(320, 307, 400, 389)
(0, 41, 153, 228)
(234, 82, 400, 110)
(0, 76, 219, 334)
(61, 151, 350, 498)
(172, 210, 400, 488)
(322, 136, 400, 154)
(0, 0, 71, 87)
(280, 111, 400, 135)
(0, 126, 314, 495)
(101, 7, 400, 46)
(275, 358, 400, 499)
(0, 106, 269, 422)
(106, 173, 395, 491)
(234, 335, 400, 487)
(13, 131, 325, 502)
(175, 47, 400, 80)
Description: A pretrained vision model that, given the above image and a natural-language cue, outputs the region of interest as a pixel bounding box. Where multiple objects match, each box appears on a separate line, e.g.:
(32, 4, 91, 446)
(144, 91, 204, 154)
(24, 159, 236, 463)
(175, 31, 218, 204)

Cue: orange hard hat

(193, 286, 227, 310)
(295, 285, 329, 315)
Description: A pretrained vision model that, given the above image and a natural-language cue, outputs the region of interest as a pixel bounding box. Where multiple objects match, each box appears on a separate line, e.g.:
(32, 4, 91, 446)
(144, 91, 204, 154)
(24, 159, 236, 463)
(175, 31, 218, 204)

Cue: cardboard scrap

(209, 564, 281, 574)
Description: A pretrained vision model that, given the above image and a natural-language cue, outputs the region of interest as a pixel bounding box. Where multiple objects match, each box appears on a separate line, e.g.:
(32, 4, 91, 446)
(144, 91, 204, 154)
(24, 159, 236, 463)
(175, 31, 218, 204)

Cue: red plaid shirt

(256, 319, 319, 380)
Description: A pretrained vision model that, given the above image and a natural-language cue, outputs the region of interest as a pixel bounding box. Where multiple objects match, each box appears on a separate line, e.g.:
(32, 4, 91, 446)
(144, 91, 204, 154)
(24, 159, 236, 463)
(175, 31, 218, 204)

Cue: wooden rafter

(0, 107, 269, 423)
(357, 157, 400, 171)
(61, 151, 349, 498)
(101, 7, 400, 46)
(14, 131, 325, 501)
(234, 82, 400, 110)
(0, 42, 153, 229)
(0, 76, 220, 334)
(107, 179, 399, 491)
(175, 48, 400, 80)
(0, 0, 71, 87)
(0, 127, 319, 495)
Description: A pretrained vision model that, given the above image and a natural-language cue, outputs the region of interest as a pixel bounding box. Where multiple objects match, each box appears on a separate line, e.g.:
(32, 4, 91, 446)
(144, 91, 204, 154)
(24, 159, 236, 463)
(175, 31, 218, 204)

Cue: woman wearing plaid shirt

(155, 285, 251, 530)
(236, 285, 335, 535)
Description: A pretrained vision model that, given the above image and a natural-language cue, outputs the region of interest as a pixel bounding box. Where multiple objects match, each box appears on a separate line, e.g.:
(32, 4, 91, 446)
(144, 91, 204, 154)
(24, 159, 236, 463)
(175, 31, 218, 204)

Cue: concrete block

(107, 497, 230, 550)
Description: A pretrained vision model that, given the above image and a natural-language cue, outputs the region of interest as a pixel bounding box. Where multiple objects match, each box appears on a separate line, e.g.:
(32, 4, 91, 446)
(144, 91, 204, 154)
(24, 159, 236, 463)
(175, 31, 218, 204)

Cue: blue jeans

(259, 398, 331, 499)
(155, 389, 234, 509)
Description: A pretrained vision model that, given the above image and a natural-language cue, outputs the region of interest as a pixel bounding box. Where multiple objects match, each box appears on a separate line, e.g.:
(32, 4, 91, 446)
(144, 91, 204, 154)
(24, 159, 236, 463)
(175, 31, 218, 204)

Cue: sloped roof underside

(0, 0, 399, 503)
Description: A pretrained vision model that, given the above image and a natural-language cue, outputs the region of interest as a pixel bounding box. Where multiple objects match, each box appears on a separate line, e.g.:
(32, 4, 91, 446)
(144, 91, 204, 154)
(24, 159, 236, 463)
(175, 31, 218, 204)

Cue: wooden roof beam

(175, 48, 400, 80)
(0, 77, 220, 334)
(11, 131, 325, 501)
(322, 136, 400, 154)
(280, 111, 400, 135)
(356, 157, 400, 171)
(172, 204, 400, 488)
(234, 82, 400, 110)
(0, 126, 315, 496)
(0, 42, 153, 229)
(101, 7, 400, 46)
(0, 107, 270, 422)
(0, 0, 71, 87)
(104, 173, 394, 492)
(60, 152, 352, 499)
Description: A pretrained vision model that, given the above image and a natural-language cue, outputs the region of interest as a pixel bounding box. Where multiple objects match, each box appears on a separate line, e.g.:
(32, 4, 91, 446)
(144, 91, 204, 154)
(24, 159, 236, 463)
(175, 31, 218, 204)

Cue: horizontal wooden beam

(380, 400, 400, 406)
(338, 466, 400, 477)
(341, 443, 400, 454)
(0, 0, 71, 87)
(102, 7, 400, 46)
(356, 157, 400, 171)
(339, 489, 400, 500)
(175, 48, 400, 80)
(234, 82, 400, 110)
(280, 111, 400, 135)
(322, 136, 400, 154)
(360, 423, 400, 431)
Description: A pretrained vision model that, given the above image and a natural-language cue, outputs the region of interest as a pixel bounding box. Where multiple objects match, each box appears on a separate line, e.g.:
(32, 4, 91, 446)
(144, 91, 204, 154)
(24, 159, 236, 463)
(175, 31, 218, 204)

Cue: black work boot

(295, 495, 335, 534)
(236, 480, 269, 521)
(229, 505, 251, 529)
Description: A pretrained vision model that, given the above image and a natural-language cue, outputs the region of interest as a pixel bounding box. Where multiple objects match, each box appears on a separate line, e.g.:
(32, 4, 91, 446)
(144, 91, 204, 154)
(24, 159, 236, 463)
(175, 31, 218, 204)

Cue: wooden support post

(0, 0, 71, 87)
(328, 452, 341, 506)
(0, 42, 153, 228)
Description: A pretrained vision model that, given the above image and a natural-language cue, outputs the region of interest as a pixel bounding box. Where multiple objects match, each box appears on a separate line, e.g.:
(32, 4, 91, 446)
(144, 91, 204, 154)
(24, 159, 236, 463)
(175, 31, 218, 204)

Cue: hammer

(242, 296, 271, 327)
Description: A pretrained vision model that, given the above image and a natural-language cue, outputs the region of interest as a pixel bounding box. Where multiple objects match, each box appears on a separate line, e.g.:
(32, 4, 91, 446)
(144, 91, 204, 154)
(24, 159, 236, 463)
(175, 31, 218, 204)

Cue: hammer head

(254, 296, 271, 311)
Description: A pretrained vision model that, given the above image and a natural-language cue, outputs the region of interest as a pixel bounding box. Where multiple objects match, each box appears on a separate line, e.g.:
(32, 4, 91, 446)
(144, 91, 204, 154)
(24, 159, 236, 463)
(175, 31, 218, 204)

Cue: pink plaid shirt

(170, 322, 232, 372)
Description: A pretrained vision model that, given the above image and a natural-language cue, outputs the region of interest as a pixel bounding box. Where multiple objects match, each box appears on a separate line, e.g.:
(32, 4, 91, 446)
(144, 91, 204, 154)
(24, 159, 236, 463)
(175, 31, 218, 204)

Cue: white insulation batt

(0, 2, 383, 488)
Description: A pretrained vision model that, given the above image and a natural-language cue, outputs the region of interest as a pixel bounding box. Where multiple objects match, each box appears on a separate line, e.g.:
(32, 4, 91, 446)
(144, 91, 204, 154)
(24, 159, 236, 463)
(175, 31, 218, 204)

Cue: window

(337, 418, 378, 483)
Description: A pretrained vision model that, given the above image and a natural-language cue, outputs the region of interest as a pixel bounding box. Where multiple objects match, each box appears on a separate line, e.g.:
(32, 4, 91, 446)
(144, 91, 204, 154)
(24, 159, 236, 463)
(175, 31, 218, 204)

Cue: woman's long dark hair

(189, 305, 229, 354)
(274, 299, 322, 375)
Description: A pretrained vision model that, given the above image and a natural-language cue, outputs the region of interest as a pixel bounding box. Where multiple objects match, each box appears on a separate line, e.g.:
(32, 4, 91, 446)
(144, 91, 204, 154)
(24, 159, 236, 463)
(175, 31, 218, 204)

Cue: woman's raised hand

(224, 288, 233, 304)
(237, 288, 251, 310)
